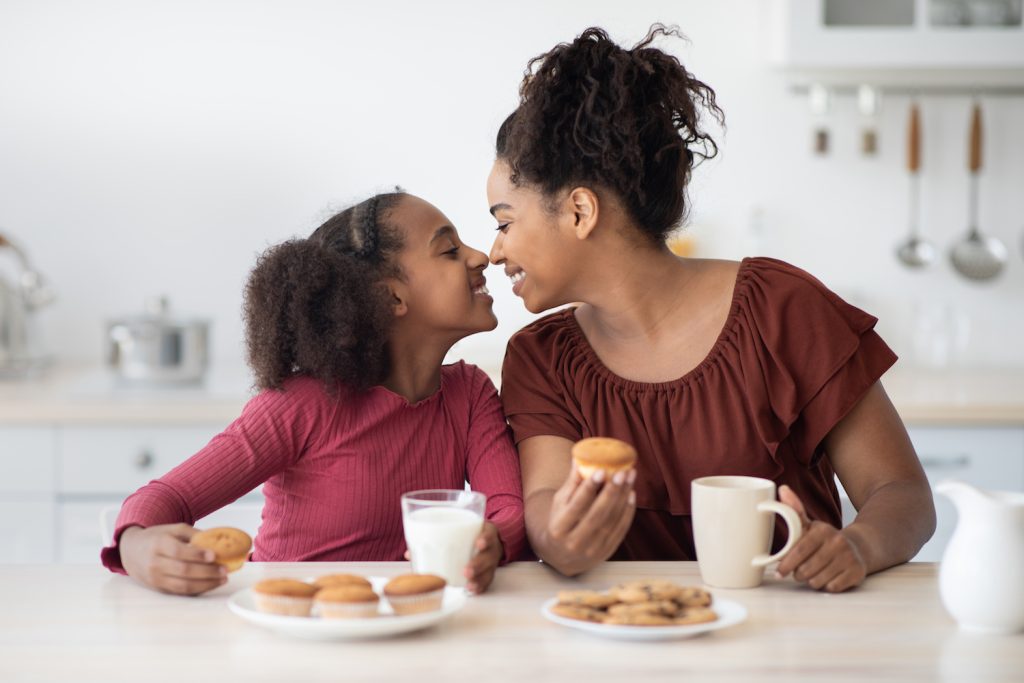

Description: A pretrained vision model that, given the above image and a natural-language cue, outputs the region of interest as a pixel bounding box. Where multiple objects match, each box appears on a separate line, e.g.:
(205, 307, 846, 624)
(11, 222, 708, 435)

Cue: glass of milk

(401, 489, 486, 588)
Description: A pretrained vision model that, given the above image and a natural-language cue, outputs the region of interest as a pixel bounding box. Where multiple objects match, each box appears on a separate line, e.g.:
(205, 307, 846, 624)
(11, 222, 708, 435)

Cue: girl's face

(486, 160, 579, 313)
(389, 195, 497, 338)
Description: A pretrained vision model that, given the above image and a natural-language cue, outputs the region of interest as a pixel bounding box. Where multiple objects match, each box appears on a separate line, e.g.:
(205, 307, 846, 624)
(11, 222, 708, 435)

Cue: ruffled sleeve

(500, 311, 584, 445)
(733, 258, 897, 468)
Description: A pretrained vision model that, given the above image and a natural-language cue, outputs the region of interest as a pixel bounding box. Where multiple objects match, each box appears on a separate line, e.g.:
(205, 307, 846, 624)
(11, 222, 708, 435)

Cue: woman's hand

(463, 521, 503, 595)
(775, 485, 867, 593)
(543, 466, 637, 576)
(119, 523, 227, 596)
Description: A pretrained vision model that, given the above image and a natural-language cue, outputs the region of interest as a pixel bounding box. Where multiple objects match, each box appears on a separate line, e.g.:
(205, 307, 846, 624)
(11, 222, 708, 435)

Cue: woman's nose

(488, 233, 504, 265)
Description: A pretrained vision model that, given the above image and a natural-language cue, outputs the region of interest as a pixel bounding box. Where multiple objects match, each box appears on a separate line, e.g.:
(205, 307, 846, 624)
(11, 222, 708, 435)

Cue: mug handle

(751, 500, 804, 568)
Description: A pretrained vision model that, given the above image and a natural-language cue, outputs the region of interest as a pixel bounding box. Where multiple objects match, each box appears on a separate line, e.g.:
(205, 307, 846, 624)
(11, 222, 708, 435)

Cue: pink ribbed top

(100, 361, 526, 572)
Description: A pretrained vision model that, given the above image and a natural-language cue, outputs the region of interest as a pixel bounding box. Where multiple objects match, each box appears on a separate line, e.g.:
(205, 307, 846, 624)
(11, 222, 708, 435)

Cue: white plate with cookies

(540, 580, 747, 641)
(228, 577, 467, 640)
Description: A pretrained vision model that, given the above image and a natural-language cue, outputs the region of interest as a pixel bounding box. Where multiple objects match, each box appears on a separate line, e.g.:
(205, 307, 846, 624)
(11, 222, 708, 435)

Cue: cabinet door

(0, 427, 56, 493)
(58, 425, 222, 495)
(909, 426, 1024, 562)
(0, 500, 55, 562)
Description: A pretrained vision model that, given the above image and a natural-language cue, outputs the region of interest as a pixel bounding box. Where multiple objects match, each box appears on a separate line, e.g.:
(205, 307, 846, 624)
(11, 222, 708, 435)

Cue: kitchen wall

(2, 0, 1022, 380)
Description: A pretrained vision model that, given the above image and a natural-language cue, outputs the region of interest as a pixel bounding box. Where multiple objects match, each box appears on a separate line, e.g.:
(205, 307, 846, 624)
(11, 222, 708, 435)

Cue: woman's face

(389, 195, 497, 338)
(486, 160, 578, 313)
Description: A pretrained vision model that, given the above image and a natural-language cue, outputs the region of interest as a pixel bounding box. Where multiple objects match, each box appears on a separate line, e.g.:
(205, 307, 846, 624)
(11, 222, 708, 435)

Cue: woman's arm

(519, 435, 636, 577)
(776, 381, 936, 591)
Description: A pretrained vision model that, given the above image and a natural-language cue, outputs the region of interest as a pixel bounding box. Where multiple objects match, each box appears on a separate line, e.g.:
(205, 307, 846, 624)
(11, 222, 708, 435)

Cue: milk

(403, 506, 483, 587)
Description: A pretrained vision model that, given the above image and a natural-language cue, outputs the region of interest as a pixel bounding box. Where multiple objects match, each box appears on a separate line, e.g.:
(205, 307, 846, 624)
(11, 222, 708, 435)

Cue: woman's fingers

(563, 469, 635, 558)
(776, 522, 827, 577)
(549, 470, 603, 539)
(778, 485, 811, 527)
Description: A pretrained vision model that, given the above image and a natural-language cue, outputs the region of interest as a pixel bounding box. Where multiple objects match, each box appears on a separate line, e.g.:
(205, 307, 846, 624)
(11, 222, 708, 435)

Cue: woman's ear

(385, 279, 409, 318)
(567, 187, 599, 240)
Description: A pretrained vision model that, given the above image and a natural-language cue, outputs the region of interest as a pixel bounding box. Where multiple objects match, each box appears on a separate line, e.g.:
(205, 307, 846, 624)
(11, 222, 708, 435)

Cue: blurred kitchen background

(1, 0, 1022, 564)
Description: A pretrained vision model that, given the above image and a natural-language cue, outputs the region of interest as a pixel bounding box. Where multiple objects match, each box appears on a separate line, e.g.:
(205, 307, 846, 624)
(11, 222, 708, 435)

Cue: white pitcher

(935, 480, 1024, 634)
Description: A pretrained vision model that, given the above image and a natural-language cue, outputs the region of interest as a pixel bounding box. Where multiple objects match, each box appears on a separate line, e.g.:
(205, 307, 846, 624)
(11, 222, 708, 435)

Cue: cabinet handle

(920, 454, 970, 470)
(135, 451, 154, 469)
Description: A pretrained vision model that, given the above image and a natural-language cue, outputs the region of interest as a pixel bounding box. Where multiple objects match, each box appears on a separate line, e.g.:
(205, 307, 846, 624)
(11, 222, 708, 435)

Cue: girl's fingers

(157, 575, 226, 596)
(154, 554, 225, 581)
(157, 533, 214, 564)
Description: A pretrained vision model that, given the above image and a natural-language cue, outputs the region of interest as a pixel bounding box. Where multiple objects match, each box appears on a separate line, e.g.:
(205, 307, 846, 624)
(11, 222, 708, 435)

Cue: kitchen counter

(0, 561, 1018, 683)
(1, 362, 1022, 426)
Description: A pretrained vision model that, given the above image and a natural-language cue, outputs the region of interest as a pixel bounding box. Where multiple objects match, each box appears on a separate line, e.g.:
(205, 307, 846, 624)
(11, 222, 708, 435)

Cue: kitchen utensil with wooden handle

(949, 101, 1007, 281)
(896, 102, 935, 268)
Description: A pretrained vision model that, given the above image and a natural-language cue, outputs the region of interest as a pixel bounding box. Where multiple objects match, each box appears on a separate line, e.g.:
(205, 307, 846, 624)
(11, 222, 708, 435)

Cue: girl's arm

(776, 381, 936, 591)
(102, 379, 326, 591)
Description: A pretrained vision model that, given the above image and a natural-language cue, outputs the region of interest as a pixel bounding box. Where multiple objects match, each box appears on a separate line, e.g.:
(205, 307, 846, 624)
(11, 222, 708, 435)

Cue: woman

(487, 26, 935, 592)
(102, 191, 525, 595)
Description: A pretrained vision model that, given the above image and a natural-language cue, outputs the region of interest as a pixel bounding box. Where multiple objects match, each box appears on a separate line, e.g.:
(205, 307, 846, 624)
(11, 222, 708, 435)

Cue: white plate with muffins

(228, 574, 466, 640)
(541, 580, 747, 641)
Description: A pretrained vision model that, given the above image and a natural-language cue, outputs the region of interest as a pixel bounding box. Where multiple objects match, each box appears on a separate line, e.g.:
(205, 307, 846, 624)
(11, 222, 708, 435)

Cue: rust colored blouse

(500, 257, 897, 560)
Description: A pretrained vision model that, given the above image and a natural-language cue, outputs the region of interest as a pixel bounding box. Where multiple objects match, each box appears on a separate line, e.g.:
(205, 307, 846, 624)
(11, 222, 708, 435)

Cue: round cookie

(607, 600, 680, 619)
(603, 612, 675, 626)
(189, 527, 252, 572)
(551, 603, 605, 623)
(676, 586, 713, 608)
(571, 437, 637, 479)
(610, 580, 684, 604)
(674, 607, 718, 625)
(556, 590, 619, 610)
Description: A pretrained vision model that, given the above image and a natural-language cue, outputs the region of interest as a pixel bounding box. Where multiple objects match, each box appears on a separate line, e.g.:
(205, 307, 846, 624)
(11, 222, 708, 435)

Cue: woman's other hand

(119, 523, 227, 596)
(775, 485, 867, 593)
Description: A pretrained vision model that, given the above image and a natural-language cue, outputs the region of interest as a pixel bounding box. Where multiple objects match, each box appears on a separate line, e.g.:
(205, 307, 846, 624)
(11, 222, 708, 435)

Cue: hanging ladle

(949, 101, 1007, 281)
(896, 102, 935, 267)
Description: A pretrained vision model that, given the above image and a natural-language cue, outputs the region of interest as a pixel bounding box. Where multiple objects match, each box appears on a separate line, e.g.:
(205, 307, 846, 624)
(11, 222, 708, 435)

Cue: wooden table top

(1, 561, 1020, 682)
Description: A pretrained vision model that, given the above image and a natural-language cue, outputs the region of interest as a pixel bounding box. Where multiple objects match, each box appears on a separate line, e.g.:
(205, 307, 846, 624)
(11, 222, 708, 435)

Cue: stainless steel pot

(107, 297, 209, 384)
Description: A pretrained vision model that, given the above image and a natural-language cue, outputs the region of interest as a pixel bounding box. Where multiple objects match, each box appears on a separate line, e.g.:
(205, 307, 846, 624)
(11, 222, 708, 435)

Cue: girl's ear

(386, 279, 409, 318)
(567, 187, 599, 240)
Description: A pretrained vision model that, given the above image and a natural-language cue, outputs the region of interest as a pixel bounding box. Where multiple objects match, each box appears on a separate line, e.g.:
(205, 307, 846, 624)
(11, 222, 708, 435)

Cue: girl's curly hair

(243, 192, 406, 392)
(496, 24, 725, 244)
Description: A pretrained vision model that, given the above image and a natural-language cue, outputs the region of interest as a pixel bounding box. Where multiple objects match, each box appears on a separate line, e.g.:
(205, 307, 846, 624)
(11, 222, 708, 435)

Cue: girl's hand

(463, 521, 503, 595)
(775, 485, 867, 593)
(119, 523, 227, 596)
(545, 466, 637, 576)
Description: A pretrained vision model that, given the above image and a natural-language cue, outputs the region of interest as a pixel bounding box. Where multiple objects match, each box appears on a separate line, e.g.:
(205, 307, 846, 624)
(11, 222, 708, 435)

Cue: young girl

(487, 26, 935, 592)
(101, 191, 526, 595)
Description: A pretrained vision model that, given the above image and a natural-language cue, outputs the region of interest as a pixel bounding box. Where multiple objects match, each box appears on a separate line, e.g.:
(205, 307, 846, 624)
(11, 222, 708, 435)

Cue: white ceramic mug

(691, 476, 803, 588)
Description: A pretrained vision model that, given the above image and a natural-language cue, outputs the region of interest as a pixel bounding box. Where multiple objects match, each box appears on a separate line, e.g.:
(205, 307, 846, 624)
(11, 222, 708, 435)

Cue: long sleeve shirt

(101, 361, 526, 572)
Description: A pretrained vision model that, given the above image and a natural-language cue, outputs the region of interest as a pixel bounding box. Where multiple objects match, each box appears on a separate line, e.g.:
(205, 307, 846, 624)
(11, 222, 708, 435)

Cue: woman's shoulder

(506, 308, 577, 353)
(737, 256, 844, 305)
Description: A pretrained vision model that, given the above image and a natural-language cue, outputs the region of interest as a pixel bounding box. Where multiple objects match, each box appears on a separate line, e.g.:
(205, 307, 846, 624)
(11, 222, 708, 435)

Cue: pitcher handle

(751, 500, 804, 567)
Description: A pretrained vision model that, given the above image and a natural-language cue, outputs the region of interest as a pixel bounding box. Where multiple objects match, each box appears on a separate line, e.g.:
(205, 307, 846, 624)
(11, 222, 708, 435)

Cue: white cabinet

(1, 424, 264, 564)
(770, 0, 1024, 81)
(837, 425, 1024, 562)
(910, 426, 1024, 561)
(0, 427, 57, 562)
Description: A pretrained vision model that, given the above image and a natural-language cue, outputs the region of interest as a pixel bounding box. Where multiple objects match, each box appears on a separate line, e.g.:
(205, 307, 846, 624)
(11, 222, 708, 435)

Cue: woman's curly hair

(243, 192, 406, 392)
(496, 24, 725, 244)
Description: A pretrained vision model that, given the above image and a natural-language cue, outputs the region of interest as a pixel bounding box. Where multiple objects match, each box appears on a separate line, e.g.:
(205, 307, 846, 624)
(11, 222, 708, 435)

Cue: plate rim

(228, 577, 467, 639)
(540, 596, 747, 640)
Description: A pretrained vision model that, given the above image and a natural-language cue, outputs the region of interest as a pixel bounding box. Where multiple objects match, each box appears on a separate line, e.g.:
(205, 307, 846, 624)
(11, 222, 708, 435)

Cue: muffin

(312, 574, 373, 590)
(383, 574, 447, 615)
(251, 578, 318, 617)
(189, 527, 252, 572)
(571, 437, 637, 479)
(314, 585, 380, 619)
